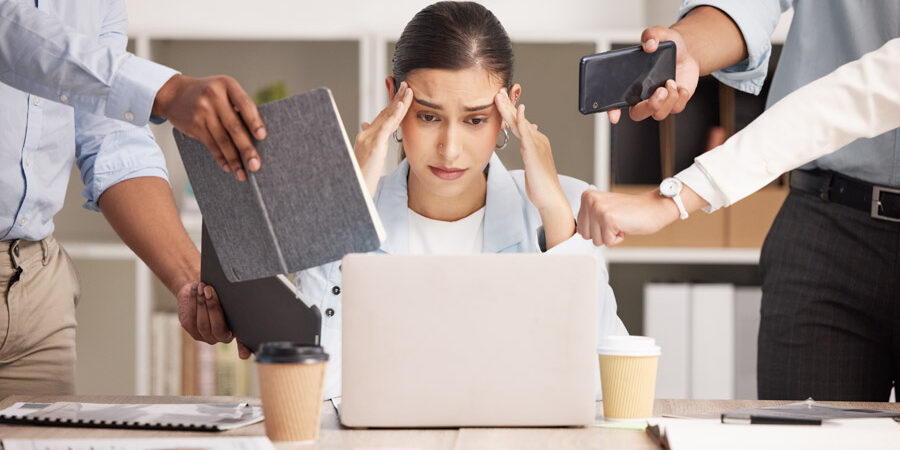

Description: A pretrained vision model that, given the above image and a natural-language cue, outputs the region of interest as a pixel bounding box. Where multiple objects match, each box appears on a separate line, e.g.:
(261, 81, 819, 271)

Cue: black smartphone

(578, 41, 676, 115)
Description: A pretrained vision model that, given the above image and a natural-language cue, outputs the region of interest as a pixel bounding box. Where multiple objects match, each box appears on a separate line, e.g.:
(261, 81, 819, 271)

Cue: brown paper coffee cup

(597, 336, 660, 420)
(256, 342, 329, 442)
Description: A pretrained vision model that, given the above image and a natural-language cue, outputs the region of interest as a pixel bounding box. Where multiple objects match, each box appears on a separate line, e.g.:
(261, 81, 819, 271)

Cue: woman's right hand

(354, 81, 414, 196)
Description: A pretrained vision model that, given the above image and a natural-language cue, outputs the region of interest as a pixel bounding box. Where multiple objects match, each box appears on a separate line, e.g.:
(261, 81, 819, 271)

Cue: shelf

(62, 241, 140, 260)
(60, 241, 152, 396)
(604, 247, 761, 265)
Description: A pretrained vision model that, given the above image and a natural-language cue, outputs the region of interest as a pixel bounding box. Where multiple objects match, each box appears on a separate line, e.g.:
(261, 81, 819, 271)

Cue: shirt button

(325, 308, 335, 317)
(19, 217, 26, 226)
(24, 157, 31, 167)
(59, 94, 68, 103)
(124, 111, 135, 121)
(32, 97, 40, 106)
(331, 286, 341, 295)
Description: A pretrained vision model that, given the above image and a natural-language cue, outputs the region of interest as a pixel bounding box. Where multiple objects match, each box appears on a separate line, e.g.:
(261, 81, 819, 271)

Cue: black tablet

(200, 223, 321, 353)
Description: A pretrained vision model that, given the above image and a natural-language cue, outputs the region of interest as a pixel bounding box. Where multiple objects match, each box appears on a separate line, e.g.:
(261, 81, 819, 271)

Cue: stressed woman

(297, 1, 628, 400)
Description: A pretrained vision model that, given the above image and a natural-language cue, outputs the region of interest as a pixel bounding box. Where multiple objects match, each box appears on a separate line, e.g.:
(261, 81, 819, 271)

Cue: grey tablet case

(175, 88, 385, 282)
(201, 224, 320, 353)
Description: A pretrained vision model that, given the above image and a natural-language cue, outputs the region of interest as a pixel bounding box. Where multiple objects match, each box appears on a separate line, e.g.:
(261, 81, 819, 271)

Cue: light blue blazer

(297, 153, 628, 399)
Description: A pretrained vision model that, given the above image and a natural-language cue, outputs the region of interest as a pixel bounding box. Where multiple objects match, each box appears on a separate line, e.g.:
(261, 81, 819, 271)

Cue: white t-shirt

(407, 207, 485, 254)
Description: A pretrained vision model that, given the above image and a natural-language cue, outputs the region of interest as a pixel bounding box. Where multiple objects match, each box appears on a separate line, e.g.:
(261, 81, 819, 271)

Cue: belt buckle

(871, 186, 900, 222)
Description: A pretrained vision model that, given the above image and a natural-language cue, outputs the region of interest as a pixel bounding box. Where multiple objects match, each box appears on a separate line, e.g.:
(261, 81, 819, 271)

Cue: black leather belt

(790, 170, 900, 223)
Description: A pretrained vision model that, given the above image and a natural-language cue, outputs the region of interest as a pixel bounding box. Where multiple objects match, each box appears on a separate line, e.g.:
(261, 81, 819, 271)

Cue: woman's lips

(429, 166, 467, 180)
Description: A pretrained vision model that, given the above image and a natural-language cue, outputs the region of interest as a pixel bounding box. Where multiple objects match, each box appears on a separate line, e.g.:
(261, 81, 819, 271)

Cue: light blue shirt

(0, 0, 177, 241)
(679, 0, 900, 186)
(297, 154, 629, 400)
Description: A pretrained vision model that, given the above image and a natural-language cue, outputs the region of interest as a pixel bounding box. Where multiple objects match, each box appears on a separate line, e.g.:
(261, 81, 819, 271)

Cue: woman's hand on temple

(494, 88, 574, 249)
(354, 81, 414, 196)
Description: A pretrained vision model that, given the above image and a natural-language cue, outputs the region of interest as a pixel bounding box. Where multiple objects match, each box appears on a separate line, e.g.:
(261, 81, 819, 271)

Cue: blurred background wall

(52, 0, 807, 401)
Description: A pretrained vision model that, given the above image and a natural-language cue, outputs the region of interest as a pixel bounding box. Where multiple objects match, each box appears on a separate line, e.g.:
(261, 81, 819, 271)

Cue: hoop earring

(495, 127, 509, 150)
(393, 129, 403, 143)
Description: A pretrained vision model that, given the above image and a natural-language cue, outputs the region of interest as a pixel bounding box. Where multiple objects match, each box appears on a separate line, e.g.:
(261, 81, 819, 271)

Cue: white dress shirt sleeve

(0, 0, 177, 127)
(678, 0, 791, 95)
(75, 113, 170, 212)
(676, 37, 900, 211)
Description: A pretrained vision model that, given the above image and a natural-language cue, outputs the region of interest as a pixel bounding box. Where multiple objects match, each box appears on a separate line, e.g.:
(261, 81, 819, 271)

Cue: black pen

(721, 414, 822, 425)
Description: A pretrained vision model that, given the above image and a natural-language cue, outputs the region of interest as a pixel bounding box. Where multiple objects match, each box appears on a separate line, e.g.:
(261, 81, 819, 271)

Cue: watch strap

(672, 194, 689, 220)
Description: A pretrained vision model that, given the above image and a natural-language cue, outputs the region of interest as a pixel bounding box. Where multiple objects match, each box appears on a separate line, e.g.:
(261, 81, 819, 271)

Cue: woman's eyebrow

(464, 103, 494, 112)
(414, 98, 442, 109)
(413, 98, 494, 112)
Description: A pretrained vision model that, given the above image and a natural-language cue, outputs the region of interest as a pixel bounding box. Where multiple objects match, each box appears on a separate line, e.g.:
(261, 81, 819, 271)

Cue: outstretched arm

(0, 1, 266, 180)
(579, 38, 900, 246)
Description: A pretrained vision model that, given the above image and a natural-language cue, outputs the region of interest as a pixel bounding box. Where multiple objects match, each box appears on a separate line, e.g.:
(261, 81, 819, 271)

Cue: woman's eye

(418, 113, 438, 122)
(468, 118, 487, 125)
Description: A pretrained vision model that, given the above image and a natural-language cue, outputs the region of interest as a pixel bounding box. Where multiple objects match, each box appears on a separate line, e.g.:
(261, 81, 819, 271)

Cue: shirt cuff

(538, 227, 594, 254)
(675, 163, 727, 213)
(82, 167, 169, 212)
(106, 54, 178, 127)
(678, 0, 781, 95)
(536, 219, 584, 253)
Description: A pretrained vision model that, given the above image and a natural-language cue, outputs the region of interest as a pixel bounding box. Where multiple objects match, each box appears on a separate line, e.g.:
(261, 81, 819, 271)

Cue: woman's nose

(439, 124, 461, 159)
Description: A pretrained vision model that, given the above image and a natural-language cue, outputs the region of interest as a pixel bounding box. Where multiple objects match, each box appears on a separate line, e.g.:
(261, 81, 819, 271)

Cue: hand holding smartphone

(578, 41, 676, 115)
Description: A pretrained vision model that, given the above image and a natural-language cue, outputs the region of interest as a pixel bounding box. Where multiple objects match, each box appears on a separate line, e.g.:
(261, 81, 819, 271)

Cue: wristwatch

(660, 177, 689, 220)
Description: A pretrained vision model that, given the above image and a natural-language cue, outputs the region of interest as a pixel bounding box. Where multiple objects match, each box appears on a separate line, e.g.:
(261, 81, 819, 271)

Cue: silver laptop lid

(340, 254, 597, 427)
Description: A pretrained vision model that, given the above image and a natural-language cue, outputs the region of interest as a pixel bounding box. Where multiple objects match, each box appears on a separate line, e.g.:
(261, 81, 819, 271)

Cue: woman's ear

(386, 76, 397, 101)
(509, 83, 522, 105)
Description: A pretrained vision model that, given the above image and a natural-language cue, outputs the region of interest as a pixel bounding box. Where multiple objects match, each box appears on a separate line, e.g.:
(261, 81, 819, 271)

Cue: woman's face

(391, 67, 520, 202)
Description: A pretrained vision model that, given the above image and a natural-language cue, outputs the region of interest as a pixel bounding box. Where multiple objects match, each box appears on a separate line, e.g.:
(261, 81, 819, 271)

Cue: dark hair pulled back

(392, 2, 513, 91)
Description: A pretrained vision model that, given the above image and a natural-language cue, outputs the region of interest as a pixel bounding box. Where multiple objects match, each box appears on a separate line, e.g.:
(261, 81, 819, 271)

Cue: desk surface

(0, 395, 896, 449)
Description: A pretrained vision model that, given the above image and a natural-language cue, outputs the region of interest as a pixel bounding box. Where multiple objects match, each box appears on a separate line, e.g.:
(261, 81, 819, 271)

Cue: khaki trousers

(0, 236, 79, 398)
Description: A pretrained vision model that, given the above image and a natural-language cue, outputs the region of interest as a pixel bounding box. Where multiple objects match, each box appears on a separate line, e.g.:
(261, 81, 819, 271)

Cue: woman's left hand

(494, 89, 574, 248)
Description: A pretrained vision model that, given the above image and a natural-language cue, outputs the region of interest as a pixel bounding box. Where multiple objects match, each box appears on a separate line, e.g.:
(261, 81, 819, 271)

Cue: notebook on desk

(2, 438, 274, 450)
(0, 402, 263, 431)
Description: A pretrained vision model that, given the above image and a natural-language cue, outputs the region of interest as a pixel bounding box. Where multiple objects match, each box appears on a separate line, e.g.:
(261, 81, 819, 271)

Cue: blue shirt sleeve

(678, 0, 791, 94)
(75, 112, 170, 212)
(74, 0, 169, 211)
(0, 0, 178, 126)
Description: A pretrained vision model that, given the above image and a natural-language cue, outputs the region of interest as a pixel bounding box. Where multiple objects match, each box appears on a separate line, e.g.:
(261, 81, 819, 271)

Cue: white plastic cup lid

(597, 335, 661, 356)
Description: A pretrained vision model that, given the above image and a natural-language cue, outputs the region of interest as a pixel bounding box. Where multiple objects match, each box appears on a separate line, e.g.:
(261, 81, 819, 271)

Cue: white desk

(0, 395, 897, 449)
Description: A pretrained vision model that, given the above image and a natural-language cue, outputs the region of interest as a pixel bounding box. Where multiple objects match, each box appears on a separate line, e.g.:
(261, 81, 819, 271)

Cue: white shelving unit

(62, 242, 152, 395)
(605, 247, 761, 265)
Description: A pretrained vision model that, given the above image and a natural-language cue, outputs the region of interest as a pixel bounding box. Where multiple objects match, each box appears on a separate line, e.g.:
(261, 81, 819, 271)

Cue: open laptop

(338, 253, 599, 428)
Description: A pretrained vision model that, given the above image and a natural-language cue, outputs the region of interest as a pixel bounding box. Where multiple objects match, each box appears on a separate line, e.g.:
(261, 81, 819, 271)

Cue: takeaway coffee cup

(256, 342, 329, 442)
(597, 335, 661, 420)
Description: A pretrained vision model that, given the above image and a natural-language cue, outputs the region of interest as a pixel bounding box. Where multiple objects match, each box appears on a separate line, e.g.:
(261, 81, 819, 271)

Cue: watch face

(660, 178, 682, 197)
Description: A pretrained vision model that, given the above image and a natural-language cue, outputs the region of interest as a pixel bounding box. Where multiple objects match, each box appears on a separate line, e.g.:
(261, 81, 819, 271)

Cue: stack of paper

(655, 418, 899, 450)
